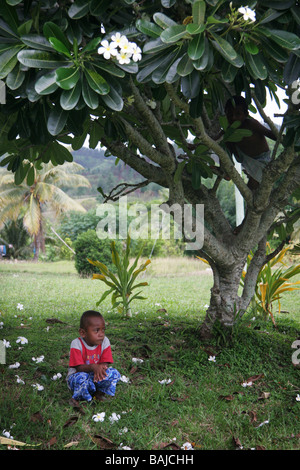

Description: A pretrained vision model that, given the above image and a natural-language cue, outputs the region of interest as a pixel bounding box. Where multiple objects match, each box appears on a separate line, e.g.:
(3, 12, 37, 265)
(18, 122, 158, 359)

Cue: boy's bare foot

(94, 391, 109, 402)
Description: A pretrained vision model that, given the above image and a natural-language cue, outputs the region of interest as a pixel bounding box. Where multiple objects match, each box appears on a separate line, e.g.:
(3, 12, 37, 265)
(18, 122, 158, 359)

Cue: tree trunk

(199, 260, 246, 340)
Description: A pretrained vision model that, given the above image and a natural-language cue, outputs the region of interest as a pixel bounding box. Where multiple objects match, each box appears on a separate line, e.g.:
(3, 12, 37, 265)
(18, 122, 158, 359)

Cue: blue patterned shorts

(67, 367, 121, 402)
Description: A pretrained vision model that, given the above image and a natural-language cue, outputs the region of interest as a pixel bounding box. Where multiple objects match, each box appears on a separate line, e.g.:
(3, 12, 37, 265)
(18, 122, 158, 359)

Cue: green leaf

(192, 0, 206, 25)
(43, 22, 71, 51)
(186, 23, 205, 35)
(0, 18, 19, 39)
(60, 80, 81, 110)
(210, 33, 237, 60)
(153, 12, 177, 29)
(26, 165, 35, 186)
(101, 85, 124, 111)
(181, 69, 201, 99)
(84, 68, 110, 95)
(93, 60, 125, 78)
(177, 53, 194, 76)
(17, 49, 70, 68)
(55, 67, 80, 90)
(188, 33, 205, 60)
(20, 34, 54, 51)
(49, 37, 72, 57)
(151, 51, 180, 84)
(81, 37, 101, 54)
(266, 29, 300, 51)
(245, 52, 268, 80)
(6, 63, 25, 90)
(160, 25, 187, 44)
(68, 0, 90, 19)
(136, 19, 163, 38)
(174, 161, 186, 183)
(34, 70, 58, 95)
(47, 107, 68, 136)
(82, 79, 99, 109)
(0, 47, 21, 79)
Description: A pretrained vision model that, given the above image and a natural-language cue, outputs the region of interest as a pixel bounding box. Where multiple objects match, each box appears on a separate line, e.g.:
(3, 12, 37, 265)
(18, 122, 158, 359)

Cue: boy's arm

(248, 118, 277, 140)
(76, 363, 108, 381)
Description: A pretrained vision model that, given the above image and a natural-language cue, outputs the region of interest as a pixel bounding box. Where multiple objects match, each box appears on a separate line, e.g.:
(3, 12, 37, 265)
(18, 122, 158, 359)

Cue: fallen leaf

(153, 441, 181, 450)
(64, 441, 79, 448)
(47, 436, 57, 447)
(219, 394, 234, 401)
(246, 373, 264, 383)
(232, 436, 243, 448)
(258, 392, 270, 400)
(63, 416, 78, 428)
(30, 411, 43, 423)
(0, 437, 41, 447)
(90, 434, 115, 449)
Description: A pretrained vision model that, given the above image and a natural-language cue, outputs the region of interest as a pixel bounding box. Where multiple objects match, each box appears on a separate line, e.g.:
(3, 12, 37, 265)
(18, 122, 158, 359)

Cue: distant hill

(62, 146, 162, 205)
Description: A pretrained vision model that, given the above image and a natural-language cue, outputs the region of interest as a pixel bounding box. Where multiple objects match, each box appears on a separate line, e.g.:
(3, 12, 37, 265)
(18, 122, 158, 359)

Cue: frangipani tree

(0, 0, 299, 338)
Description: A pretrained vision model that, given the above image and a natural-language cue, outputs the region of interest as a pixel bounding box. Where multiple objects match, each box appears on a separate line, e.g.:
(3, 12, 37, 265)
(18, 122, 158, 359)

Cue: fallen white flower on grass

(109, 413, 121, 424)
(52, 373, 62, 381)
(16, 336, 28, 345)
(181, 442, 194, 450)
(92, 412, 106, 422)
(32, 383, 44, 391)
(120, 375, 130, 383)
(32, 355, 44, 363)
(256, 420, 269, 428)
(208, 355, 216, 362)
(9, 362, 20, 369)
(118, 427, 128, 435)
(2, 430, 13, 439)
(15, 375, 25, 385)
(242, 381, 253, 387)
(0, 322, 4, 329)
(296, 394, 300, 402)
(16, 303, 24, 310)
(158, 379, 172, 385)
(132, 358, 144, 364)
(118, 443, 132, 450)
(3, 339, 11, 348)
(238, 6, 256, 22)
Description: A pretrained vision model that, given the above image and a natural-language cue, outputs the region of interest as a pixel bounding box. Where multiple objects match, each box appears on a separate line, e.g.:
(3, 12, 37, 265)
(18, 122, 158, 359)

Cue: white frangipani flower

(32, 355, 44, 363)
(158, 378, 172, 385)
(97, 40, 118, 60)
(16, 336, 28, 345)
(9, 362, 20, 369)
(132, 357, 143, 363)
(116, 52, 131, 65)
(238, 6, 256, 22)
(32, 383, 44, 391)
(92, 412, 106, 422)
(15, 375, 25, 385)
(120, 375, 130, 383)
(3, 339, 11, 348)
(52, 373, 62, 381)
(3, 430, 13, 439)
(242, 381, 253, 387)
(296, 394, 300, 402)
(0, 322, 4, 329)
(208, 355, 216, 362)
(181, 442, 194, 450)
(16, 303, 24, 310)
(109, 412, 121, 424)
(111, 32, 127, 48)
(131, 44, 142, 62)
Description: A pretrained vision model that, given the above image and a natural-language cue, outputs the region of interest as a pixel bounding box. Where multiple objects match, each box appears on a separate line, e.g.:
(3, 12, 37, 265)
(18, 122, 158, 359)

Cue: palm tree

(0, 162, 91, 259)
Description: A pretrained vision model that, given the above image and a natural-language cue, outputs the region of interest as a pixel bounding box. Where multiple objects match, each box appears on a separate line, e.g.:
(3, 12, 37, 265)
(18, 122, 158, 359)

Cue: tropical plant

(74, 229, 117, 276)
(0, 162, 90, 259)
(88, 234, 151, 317)
(0, 217, 30, 259)
(0, 0, 299, 338)
(241, 245, 300, 326)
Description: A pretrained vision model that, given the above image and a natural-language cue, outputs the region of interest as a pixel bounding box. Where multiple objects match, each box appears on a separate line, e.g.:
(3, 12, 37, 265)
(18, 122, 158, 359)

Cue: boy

(67, 310, 121, 402)
(224, 95, 277, 189)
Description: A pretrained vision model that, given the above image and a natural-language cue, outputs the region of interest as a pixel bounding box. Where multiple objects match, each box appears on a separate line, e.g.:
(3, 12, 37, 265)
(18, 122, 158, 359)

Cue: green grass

(0, 260, 299, 450)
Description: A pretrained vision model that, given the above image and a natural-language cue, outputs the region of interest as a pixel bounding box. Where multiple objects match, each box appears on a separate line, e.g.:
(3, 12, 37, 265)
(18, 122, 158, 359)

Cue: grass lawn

(0, 258, 299, 451)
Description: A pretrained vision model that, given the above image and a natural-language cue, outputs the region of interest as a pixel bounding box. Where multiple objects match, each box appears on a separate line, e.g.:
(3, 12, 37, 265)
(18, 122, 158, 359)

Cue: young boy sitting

(67, 310, 121, 403)
(224, 95, 277, 189)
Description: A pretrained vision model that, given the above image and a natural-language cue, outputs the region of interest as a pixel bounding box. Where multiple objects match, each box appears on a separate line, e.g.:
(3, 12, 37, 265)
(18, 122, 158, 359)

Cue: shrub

(74, 230, 118, 276)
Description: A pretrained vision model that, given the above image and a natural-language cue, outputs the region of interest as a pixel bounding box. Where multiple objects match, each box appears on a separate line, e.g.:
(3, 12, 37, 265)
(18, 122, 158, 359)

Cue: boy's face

(80, 317, 106, 347)
(226, 105, 247, 124)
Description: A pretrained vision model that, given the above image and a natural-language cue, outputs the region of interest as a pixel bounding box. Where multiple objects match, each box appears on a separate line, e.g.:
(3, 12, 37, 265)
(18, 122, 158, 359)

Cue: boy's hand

(92, 363, 108, 382)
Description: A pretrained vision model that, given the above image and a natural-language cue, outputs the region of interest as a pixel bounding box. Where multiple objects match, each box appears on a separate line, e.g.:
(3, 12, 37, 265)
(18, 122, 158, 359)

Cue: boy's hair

(80, 310, 104, 329)
(225, 95, 249, 116)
